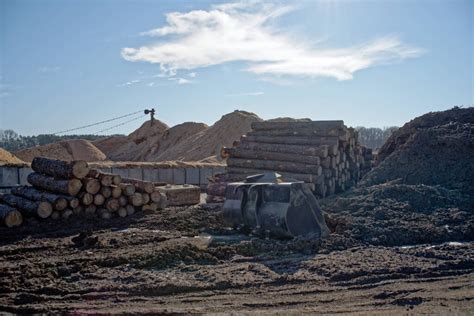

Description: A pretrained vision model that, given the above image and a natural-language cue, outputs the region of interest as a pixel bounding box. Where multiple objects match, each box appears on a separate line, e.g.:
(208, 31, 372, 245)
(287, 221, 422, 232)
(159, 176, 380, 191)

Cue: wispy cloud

(188, 72, 197, 78)
(121, 1, 423, 82)
(0, 84, 12, 98)
(38, 66, 60, 73)
(168, 77, 191, 85)
(226, 91, 264, 96)
(117, 79, 141, 87)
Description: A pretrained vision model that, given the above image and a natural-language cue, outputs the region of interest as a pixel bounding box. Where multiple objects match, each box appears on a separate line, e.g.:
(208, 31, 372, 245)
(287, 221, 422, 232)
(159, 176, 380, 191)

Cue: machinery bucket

(222, 173, 329, 239)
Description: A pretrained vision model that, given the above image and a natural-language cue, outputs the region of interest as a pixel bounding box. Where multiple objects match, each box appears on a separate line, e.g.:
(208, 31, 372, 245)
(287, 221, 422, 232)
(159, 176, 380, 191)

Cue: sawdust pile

(0, 148, 24, 164)
(156, 110, 262, 162)
(93, 120, 170, 161)
(362, 107, 474, 197)
(15, 139, 107, 162)
(94, 110, 260, 162)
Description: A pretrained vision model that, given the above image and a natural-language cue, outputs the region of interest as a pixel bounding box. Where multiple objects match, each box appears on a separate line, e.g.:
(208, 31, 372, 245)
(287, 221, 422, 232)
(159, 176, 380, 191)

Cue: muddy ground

(0, 193, 473, 315)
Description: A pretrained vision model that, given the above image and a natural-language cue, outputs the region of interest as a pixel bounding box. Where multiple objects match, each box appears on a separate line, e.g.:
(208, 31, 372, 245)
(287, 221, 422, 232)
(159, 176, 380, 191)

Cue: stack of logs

(0, 157, 167, 227)
(212, 120, 371, 199)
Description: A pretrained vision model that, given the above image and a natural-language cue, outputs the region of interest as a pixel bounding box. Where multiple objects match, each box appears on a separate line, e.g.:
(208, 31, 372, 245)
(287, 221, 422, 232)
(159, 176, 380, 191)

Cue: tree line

(355, 126, 399, 149)
(0, 130, 111, 152)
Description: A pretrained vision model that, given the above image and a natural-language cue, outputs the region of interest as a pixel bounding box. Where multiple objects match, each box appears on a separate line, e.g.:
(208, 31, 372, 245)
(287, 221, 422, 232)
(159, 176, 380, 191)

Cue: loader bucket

(222, 173, 329, 239)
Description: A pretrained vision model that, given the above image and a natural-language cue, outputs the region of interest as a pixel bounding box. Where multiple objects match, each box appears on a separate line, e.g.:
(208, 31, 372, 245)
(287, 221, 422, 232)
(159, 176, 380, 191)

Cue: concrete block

(212, 166, 226, 175)
(158, 168, 174, 183)
(199, 168, 213, 185)
(185, 168, 200, 185)
(112, 168, 129, 178)
(128, 168, 143, 180)
(0, 167, 19, 186)
(143, 169, 160, 182)
(19, 167, 33, 185)
(173, 168, 186, 185)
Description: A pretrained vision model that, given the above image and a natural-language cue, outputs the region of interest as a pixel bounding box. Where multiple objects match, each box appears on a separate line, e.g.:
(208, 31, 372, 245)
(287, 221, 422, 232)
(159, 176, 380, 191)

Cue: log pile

(0, 157, 168, 227)
(212, 120, 372, 200)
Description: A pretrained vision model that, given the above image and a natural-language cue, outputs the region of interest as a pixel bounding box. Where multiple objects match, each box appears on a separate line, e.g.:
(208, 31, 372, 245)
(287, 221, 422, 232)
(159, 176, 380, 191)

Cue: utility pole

(144, 108, 155, 124)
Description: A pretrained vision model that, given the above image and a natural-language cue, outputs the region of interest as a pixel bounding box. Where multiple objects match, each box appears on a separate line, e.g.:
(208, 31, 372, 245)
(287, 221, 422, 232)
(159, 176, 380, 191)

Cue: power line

(52, 110, 144, 135)
(94, 114, 145, 134)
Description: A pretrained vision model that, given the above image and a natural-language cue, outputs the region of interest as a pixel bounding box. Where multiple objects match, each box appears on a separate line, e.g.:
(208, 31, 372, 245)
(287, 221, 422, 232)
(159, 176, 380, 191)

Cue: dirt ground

(0, 195, 472, 315)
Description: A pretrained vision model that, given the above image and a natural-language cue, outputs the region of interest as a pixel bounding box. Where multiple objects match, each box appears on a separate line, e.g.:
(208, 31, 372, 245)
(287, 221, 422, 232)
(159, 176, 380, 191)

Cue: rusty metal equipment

(222, 173, 329, 239)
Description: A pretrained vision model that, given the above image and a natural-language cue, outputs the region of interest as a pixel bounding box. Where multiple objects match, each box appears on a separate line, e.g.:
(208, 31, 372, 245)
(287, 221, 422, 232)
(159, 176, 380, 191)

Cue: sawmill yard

(0, 107, 472, 314)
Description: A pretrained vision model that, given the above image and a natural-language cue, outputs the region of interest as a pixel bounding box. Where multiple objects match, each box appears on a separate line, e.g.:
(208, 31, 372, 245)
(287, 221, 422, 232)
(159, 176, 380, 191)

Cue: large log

(222, 147, 321, 165)
(237, 141, 329, 158)
(119, 183, 135, 196)
(150, 191, 162, 203)
(31, 157, 89, 179)
(82, 178, 101, 195)
(79, 192, 94, 206)
(121, 178, 154, 194)
(11, 186, 68, 211)
(129, 193, 143, 207)
(241, 135, 339, 146)
(111, 185, 122, 199)
(88, 169, 122, 186)
(227, 158, 322, 175)
(226, 167, 315, 183)
(100, 186, 112, 198)
(251, 120, 344, 131)
(93, 193, 105, 206)
(0, 193, 52, 218)
(105, 198, 120, 212)
(0, 204, 23, 227)
(27, 173, 82, 196)
(247, 127, 344, 137)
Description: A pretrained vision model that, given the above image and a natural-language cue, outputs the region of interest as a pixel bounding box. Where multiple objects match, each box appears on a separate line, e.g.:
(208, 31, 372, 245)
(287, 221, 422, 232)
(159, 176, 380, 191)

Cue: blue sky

(1, 0, 472, 136)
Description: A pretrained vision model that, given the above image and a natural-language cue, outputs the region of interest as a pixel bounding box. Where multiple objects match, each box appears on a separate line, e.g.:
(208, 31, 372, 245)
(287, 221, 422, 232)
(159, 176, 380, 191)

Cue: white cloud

(168, 77, 191, 85)
(121, 1, 423, 81)
(226, 91, 264, 96)
(188, 72, 197, 78)
(117, 79, 141, 87)
(147, 82, 155, 87)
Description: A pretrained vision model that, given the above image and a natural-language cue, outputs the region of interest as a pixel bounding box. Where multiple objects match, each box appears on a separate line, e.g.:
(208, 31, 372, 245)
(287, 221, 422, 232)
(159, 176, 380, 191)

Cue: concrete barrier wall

(0, 166, 226, 188)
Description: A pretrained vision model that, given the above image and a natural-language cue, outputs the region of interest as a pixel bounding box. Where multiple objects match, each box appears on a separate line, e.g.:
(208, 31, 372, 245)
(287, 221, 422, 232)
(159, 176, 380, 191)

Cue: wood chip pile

(210, 120, 372, 200)
(0, 157, 167, 228)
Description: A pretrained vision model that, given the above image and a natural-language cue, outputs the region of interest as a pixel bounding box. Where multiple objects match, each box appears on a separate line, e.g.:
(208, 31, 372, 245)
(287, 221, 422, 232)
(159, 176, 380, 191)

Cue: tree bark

(241, 135, 339, 146)
(251, 120, 344, 131)
(27, 172, 82, 196)
(82, 178, 101, 195)
(11, 186, 68, 211)
(222, 147, 321, 165)
(227, 157, 322, 175)
(32, 157, 90, 179)
(0, 204, 23, 227)
(236, 141, 329, 158)
(0, 193, 52, 218)
(121, 178, 154, 194)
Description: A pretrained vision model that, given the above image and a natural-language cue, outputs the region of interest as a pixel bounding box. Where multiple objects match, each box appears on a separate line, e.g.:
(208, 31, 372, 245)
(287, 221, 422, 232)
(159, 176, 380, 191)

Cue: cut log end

(4, 210, 23, 228)
(68, 179, 83, 196)
(38, 201, 53, 218)
(72, 161, 90, 179)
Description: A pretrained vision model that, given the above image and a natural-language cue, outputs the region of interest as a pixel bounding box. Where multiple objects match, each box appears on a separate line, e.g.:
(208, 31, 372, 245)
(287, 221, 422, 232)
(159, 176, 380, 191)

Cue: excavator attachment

(222, 173, 329, 239)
